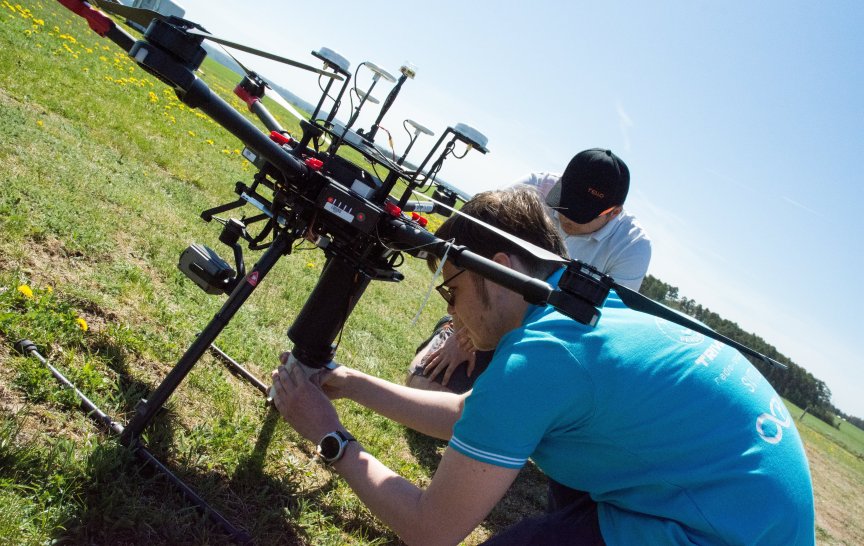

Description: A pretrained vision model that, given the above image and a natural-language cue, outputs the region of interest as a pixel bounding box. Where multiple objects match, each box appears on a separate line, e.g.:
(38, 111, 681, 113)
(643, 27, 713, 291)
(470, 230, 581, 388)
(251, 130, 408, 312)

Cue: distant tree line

(639, 275, 862, 430)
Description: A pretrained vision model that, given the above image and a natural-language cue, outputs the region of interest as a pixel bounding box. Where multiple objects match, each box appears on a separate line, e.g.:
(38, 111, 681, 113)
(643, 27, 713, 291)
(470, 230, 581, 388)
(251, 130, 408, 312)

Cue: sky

(159, 1, 863, 417)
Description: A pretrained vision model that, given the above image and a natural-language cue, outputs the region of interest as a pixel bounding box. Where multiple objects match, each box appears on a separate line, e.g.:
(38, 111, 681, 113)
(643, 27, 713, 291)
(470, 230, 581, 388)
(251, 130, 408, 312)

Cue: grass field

(1, 2, 862, 544)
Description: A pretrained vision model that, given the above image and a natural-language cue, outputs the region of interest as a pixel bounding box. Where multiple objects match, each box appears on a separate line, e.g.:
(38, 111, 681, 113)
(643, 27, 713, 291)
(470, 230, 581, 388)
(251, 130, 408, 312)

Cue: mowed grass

(1, 2, 862, 545)
(781, 399, 864, 544)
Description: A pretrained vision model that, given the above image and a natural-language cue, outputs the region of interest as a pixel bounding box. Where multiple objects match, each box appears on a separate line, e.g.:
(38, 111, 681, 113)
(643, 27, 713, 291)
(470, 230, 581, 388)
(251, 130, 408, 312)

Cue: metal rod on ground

(11, 339, 252, 544)
(209, 343, 270, 397)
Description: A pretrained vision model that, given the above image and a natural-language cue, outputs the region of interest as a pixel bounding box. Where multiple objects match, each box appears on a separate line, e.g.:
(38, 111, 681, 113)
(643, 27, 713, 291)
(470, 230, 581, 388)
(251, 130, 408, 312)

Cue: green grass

(784, 398, 864, 465)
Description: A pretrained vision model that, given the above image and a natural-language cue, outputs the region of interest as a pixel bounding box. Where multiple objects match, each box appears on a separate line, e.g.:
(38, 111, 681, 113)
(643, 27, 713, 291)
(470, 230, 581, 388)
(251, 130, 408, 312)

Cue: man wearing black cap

(408, 149, 652, 393)
(515, 148, 651, 291)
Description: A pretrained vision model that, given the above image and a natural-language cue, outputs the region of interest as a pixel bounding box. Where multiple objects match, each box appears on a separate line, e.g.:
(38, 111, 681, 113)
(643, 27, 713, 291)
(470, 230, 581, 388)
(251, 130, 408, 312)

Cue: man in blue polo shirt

(270, 188, 815, 545)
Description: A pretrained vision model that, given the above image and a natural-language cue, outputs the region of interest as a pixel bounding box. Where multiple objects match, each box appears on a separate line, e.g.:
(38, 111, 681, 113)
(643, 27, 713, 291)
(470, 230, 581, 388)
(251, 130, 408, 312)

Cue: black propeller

(612, 284, 786, 369)
(415, 190, 786, 370)
(89, 0, 341, 80)
(90, 0, 163, 28)
(220, 47, 308, 121)
(185, 29, 342, 80)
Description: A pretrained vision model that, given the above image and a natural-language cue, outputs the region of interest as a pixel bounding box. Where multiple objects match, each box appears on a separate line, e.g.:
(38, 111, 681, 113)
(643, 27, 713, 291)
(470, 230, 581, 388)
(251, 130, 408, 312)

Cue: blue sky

(169, 1, 863, 417)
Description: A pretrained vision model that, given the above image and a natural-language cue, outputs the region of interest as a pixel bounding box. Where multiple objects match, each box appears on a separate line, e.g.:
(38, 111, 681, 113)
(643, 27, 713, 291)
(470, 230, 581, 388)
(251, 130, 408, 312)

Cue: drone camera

(179, 243, 236, 295)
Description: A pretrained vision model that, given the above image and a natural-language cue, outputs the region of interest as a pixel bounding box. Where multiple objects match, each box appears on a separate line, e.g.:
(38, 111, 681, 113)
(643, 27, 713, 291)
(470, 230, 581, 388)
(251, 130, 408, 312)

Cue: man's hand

(422, 327, 476, 386)
(278, 351, 354, 401)
(271, 359, 343, 443)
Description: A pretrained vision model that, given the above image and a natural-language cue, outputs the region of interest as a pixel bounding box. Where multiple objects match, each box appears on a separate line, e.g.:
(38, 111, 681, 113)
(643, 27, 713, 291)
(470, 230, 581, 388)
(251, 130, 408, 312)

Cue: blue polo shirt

(450, 273, 815, 545)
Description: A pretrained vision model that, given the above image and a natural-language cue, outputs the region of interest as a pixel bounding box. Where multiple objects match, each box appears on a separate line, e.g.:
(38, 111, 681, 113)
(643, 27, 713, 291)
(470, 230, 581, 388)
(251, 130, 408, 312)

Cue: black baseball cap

(545, 149, 630, 224)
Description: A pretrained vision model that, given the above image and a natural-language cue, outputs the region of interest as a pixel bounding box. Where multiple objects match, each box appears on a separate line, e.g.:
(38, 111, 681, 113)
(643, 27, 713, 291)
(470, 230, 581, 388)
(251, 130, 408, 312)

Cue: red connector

(304, 158, 324, 171)
(57, 0, 113, 36)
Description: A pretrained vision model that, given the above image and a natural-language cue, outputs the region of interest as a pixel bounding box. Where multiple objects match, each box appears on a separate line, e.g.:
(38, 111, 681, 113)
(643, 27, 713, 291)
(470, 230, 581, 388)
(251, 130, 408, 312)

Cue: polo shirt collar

(566, 210, 624, 242)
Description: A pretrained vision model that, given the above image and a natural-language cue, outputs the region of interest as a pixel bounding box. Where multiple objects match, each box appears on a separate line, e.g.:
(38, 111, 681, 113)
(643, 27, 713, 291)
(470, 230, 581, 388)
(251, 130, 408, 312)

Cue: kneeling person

(271, 188, 815, 545)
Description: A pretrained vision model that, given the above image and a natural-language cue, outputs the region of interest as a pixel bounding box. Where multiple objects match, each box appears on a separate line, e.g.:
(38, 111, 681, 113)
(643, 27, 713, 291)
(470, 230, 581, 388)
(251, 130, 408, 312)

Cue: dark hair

(430, 187, 566, 278)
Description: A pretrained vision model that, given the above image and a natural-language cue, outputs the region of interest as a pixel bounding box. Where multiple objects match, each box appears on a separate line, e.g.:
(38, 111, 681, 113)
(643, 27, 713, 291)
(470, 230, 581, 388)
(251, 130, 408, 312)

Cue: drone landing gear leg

(120, 230, 294, 444)
(110, 231, 294, 542)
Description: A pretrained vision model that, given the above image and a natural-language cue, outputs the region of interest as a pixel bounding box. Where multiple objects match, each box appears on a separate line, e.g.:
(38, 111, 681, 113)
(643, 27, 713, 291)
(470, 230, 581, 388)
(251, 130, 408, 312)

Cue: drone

(17, 1, 787, 542)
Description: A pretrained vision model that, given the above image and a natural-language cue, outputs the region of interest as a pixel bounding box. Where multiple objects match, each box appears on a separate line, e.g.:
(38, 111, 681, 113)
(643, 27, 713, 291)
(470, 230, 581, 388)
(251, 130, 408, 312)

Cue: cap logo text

(587, 187, 605, 198)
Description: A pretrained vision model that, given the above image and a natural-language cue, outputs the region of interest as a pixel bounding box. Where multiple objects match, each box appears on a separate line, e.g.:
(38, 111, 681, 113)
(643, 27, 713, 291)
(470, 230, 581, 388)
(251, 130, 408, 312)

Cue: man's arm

(316, 363, 467, 440)
(333, 443, 519, 545)
(271, 363, 520, 545)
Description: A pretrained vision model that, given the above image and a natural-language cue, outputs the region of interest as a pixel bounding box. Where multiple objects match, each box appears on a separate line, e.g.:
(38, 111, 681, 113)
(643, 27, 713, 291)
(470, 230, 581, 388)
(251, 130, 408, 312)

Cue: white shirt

(511, 172, 652, 291)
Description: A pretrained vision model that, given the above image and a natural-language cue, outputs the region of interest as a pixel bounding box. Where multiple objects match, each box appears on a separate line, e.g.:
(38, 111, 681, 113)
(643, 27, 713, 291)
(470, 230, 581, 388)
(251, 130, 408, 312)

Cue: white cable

(410, 242, 452, 325)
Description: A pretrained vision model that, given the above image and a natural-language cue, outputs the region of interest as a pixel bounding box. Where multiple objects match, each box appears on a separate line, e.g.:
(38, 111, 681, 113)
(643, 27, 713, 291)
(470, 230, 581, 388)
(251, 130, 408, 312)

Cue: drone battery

(178, 243, 236, 295)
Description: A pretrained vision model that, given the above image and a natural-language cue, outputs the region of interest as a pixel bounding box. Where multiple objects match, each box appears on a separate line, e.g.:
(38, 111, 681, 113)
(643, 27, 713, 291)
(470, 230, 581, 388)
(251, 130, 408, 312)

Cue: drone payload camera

(16, 1, 788, 542)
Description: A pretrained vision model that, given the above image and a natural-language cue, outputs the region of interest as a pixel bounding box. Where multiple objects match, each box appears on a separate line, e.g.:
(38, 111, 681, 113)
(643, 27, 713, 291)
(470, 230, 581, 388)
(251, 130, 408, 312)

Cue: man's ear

(491, 252, 512, 267)
(609, 206, 623, 218)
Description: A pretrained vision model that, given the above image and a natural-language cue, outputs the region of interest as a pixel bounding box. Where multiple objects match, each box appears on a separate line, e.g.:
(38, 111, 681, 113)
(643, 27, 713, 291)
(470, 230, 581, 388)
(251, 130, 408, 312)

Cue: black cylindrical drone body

(287, 255, 371, 367)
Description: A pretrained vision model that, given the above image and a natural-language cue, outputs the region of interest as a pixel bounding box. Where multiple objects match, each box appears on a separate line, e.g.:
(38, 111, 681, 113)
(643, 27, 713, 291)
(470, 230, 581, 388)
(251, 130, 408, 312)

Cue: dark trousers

(482, 479, 605, 545)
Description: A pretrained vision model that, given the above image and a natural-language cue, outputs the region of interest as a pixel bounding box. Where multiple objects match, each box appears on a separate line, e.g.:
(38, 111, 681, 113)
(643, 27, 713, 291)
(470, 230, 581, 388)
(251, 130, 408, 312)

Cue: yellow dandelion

(37, 120, 43, 127)
(75, 317, 89, 332)
(46, 285, 53, 294)
(306, 262, 316, 268)
(205, 139, 214, 145)
(17, 284, 34, 298)
(187, 130, 196, 137)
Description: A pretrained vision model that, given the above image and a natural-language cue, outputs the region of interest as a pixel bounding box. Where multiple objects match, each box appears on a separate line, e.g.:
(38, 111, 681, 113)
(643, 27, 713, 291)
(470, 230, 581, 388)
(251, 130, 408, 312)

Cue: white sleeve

(604, 237, 652, 291)
(506, 172, 560, 199)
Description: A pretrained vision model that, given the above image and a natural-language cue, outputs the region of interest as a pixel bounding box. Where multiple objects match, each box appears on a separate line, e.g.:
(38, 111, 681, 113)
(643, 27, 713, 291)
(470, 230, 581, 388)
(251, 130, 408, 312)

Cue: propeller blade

(410, 189, 569, 266)
(89, 0, 165, 28)
(413, 190, 783, 370)
(261, 83, 307, 121)
(612, 284, 787, 369)
(185, 29, 342, 80)
(215, 43, 307, 122)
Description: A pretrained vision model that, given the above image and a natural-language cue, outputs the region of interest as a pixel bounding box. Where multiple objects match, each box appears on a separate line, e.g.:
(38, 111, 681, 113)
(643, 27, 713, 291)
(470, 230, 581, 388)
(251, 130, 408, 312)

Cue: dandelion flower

(37, 120, 43, 127)
(75, 318, 89, 332)
(17, 284, 34, 298)
(306, 262, 316, 268)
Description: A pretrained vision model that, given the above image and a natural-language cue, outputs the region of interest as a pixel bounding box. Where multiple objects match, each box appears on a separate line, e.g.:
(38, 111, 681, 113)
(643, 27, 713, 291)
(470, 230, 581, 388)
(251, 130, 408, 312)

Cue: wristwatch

(316, 430, 356, 465)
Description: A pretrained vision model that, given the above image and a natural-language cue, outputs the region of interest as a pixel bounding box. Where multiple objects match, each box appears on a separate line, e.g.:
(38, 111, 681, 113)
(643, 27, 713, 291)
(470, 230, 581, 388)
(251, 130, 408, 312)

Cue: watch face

(318, 434, 342, 461)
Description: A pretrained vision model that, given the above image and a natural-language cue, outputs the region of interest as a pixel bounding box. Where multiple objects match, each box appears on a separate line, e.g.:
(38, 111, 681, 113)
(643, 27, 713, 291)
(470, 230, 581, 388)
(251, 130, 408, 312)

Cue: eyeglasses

(435, 269, 466, 306)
